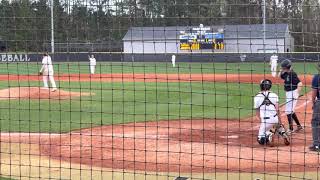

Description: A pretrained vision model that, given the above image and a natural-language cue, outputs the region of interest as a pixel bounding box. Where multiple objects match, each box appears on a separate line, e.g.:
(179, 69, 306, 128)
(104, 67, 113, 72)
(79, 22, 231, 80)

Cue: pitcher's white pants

(43, 74, 57, 89)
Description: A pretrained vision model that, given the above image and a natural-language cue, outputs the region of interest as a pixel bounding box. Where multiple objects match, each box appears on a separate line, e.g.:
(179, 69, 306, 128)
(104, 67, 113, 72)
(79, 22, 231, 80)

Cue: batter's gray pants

(312, 100, 320, 147)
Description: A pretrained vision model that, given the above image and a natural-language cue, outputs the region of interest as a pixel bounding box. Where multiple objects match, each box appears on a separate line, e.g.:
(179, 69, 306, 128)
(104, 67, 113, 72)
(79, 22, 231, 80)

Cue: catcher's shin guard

(283, 133, 291, 146)
(276, 124, 286, 135)
(257, 136, 272, 146)
(276, 123, 291, 146)
(257, 137, 266, 145)
(257, 131, 274, 147)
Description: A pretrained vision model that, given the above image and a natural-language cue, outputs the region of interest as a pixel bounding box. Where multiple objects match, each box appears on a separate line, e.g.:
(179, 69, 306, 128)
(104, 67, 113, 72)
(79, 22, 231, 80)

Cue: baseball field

(0, 62, 318, 180)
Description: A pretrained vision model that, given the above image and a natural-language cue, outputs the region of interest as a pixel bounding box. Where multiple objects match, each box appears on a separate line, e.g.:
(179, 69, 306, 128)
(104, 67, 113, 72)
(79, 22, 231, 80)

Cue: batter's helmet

(281, 59, 292, 69)
(260, 79, 272, 91)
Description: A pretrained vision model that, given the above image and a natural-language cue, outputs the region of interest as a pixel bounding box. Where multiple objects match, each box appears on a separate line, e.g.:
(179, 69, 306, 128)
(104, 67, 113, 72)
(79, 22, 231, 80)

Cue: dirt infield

(0, 73, 314, 84)
(0, 87, 92, 100)
(0, 73, 317, 177)
(0, 94, 315, 174)
(39, 93, 318, 173)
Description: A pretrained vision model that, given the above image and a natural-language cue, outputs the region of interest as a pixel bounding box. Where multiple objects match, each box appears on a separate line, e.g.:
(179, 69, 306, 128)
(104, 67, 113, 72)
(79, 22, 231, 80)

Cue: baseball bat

(277, 95, 303, 134)
(279, 94, 304, 108)
(276, 95, 303, 130)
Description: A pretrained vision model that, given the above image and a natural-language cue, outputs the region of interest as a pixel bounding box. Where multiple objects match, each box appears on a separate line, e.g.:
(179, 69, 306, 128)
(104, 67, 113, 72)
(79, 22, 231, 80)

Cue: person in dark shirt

(310, 65, 320, 151)
(279, 59, 303, 133)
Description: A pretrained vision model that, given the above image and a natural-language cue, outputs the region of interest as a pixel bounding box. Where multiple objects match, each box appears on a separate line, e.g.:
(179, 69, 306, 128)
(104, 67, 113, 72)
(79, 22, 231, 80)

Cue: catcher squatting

(254, 79, 290, 146)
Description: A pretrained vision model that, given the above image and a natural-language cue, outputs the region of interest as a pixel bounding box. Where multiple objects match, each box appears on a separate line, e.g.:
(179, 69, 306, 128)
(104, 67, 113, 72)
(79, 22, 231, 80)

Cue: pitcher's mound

(0, 87, 92, 100)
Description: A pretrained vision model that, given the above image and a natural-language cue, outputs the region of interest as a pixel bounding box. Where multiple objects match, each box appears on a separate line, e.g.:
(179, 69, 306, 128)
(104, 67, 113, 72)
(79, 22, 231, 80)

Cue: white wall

(285, 34, 295, 52)
(124, 41, 182, 53)
(124, 38, 286, 53)
(224, 38, 285, 53)
(284, 26, 295, 52)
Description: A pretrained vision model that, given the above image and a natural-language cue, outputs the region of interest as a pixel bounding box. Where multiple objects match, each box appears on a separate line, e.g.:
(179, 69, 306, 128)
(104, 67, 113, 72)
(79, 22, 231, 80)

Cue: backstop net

(0, 0, 319, 179)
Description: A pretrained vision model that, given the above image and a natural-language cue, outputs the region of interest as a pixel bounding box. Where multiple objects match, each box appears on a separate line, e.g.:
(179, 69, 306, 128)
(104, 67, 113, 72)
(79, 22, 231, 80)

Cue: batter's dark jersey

(280, 71, 301, 92)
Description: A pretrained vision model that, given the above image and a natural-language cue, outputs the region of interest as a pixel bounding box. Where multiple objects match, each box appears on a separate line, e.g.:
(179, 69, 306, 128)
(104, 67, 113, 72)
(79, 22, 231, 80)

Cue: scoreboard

(179, 25, 224, 51)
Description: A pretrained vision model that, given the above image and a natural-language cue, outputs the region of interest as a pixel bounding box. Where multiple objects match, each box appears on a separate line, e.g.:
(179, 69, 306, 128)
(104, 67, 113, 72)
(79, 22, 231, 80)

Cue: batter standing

(279, 59, 303, 132)
(39, 53, 57, 92)
(270, 52, 278, 77)
(254, 79, 290, 146)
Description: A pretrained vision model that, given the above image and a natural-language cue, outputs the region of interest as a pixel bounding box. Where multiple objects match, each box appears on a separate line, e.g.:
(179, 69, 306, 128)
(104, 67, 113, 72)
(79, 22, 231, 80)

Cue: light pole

(50, 0, 54, 53)
(262, 0, 266, 53)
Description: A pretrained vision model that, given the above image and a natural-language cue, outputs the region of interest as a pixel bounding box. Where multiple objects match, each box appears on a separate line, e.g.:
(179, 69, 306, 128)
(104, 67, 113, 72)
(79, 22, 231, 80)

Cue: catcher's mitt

(39, 72, 43, 75)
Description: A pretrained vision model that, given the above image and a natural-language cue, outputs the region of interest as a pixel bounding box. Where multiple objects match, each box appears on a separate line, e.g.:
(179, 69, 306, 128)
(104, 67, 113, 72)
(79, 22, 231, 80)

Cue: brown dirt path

(0, 73, 316, 176)
(0, 73, 314, 84)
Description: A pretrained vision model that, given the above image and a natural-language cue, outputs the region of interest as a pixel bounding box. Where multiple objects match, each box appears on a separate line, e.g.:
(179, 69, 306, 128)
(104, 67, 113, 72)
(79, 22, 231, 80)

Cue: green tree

(0, 0, 13, 49)
(31, 0, 50, 51)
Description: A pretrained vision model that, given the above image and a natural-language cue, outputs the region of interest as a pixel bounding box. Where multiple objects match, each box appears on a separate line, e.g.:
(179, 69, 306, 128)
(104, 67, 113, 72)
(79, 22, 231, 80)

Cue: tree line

(0, 0, 319, 52)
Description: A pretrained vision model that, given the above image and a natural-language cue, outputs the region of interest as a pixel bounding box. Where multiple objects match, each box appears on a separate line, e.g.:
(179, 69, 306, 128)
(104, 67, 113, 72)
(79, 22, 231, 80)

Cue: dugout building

(123, 24, 294, 54)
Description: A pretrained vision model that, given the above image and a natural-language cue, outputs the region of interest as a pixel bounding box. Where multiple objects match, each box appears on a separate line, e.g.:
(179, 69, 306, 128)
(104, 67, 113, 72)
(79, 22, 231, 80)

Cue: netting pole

(50, 0, 54, 53)
(262, 0, 266, 53)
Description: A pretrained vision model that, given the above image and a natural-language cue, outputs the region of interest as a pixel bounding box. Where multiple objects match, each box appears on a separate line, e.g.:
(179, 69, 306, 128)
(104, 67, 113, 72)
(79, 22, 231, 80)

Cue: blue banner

(205, 33, 224, 39)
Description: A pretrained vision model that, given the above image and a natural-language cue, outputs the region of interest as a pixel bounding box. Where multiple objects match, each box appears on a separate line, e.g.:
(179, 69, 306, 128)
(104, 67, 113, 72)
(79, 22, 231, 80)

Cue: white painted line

(295, 100, 310, 109)
(219, 135, 239, 139)
(100, 133, 169, 139)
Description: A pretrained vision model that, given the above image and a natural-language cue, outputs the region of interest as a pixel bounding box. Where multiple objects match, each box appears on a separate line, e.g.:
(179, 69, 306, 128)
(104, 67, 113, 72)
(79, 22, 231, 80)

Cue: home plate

(220, 135, 239, 139)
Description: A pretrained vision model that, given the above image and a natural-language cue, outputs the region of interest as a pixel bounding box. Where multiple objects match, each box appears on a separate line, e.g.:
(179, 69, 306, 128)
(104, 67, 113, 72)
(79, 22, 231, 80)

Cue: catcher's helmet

(260, 79, 272, 91)
(281, 59, 292, 69)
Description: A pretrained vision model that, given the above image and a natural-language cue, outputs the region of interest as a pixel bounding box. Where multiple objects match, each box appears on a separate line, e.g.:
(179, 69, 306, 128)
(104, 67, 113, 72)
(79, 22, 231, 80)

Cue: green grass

(0, 62, 317, 75)
(0, 178, 13, 180)
(0, 61, 312, 133)
(0, 80, 299, 133)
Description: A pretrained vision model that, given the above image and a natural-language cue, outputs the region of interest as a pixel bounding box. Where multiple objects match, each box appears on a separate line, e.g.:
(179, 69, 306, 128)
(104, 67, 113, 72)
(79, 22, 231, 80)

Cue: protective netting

(0, 0, 319, 180)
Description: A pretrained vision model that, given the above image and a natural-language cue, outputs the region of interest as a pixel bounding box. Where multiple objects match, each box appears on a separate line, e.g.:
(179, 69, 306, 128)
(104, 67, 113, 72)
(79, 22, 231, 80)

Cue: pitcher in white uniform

(254, 79, 290, 146)
(39, 52, 57, 92)
(89, 55, 96, 74)
(270, 52, 278, 77)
